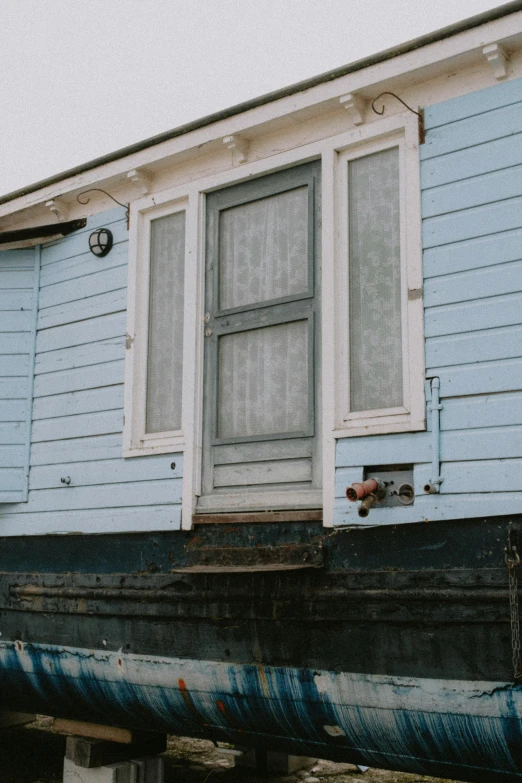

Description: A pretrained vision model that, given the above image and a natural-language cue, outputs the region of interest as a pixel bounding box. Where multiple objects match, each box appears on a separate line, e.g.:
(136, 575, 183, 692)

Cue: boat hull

(2, 641, 522, 782)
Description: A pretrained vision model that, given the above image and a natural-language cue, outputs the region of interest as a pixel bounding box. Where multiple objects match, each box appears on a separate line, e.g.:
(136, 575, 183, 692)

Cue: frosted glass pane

(348, 147, 403, 412)
(219, 187, 308, 310)
(146, 211, 185, 433)
(218, 320, 309, 439)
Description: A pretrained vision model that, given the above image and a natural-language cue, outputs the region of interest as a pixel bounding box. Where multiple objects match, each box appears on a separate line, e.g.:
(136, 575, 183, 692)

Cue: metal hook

(371, 91, 425, 144)
(76, 189, 129, 228)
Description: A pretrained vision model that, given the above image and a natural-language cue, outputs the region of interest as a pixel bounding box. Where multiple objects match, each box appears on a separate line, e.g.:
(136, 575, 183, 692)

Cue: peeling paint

(2, 640, 522, 780)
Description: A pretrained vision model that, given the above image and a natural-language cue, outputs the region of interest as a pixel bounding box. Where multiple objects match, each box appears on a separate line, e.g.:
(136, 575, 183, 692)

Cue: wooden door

(198, 161, 321, 513)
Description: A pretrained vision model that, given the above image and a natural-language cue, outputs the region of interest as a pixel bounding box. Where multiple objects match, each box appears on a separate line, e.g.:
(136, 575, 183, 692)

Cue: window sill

(332, 418, 426, 439)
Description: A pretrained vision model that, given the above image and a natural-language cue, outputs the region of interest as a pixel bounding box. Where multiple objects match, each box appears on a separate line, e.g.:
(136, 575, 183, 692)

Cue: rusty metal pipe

(358, 495, 378, 518)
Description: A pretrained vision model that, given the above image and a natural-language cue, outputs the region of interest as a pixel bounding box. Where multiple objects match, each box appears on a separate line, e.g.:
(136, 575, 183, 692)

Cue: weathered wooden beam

(65, 735, 166, 769)
(192, 510, 322, 524)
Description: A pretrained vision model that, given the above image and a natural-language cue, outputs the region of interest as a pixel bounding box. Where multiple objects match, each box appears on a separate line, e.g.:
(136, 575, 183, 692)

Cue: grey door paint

(198, 161, 322, 513)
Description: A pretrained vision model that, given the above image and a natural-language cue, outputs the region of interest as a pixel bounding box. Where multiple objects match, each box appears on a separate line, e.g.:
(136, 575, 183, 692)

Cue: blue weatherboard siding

(0, 209, 182, 535)
(2, 641, 522, 781)
(0, 246, 39, 503)
(335, 75, 522, 526)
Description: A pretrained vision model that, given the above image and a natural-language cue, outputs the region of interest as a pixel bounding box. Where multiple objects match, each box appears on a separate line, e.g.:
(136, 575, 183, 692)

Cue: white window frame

(332, 123, 425, 438)
(123, 194, 191, 457)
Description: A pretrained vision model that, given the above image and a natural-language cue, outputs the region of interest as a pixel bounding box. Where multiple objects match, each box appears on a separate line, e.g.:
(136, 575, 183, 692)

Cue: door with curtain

(198, 161, 322, 513)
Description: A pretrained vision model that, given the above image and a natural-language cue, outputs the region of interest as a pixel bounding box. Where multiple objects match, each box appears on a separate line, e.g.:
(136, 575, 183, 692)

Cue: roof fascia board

(1, 5, 522, 219)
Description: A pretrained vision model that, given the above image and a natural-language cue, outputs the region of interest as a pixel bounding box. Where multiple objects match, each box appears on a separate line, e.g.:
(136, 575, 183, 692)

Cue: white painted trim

(321, 148, 337, 528)
(123, 196, 189, 458)
(332, 116, 426, 439)
(125, 113, 425, 527)
(181, 189, 205, 529)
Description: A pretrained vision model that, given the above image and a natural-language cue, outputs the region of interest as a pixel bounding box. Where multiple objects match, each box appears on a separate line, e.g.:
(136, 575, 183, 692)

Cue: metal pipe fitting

(346, 478, 385, 502)
(358, 494, 378, 517)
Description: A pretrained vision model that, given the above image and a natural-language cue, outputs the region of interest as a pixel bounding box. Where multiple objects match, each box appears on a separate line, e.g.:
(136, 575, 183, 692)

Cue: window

(334, 130, 425, 436)
(124, 199, 187, 456)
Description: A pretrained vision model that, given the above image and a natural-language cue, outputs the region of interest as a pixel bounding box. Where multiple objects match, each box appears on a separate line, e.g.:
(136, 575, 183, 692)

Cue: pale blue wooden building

(1, 5, 522, 781)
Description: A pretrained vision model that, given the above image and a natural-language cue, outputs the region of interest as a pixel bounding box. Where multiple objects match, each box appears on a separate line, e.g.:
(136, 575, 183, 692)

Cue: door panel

(199, 161, 321, 513)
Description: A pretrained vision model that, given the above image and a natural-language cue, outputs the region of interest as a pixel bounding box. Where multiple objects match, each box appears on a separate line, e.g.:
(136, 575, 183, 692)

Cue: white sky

(0, 0, 507, 198)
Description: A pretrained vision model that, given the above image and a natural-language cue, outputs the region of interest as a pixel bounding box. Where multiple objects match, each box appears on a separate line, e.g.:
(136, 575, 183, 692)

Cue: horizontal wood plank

(6, 478, 181, 513)
(0, 400, 27, 422)
(441, 392, 522, 430)
(0, 445, 25, 467)
(39, 264, 127, 310)
(0, 332, 31, 353)
(37, 288, 126, 330)
(421, 101, 522, 160)
(0, 504, 181, 535)
(421, 132, 522, 190)
(33, 385, 124, 420)
(30, 434, 123, 466)
(423, 194, 522, 249)
(426, 324, 522, 368)
(431, 357, 522, 397)
(424, 259, 522, 308)
(193, 509, 322, 524)
(0, 291, 33, 310)
(213, 458, 312, 488)
(423, 227, 522, 279)
(35, 337, 125, 376)
(422, 163, 522, 219)
(336, 431, 430, 467)
(30, 455, 182, 490)
(424, 80, 522, 130)
(37, 312, 126, 353)
(32, 410, 123, 442)
(425, 291, 522, 337)
(0, 356, 29, 376)
(33, 360, 124, 397)
(214, 439, 312, 465)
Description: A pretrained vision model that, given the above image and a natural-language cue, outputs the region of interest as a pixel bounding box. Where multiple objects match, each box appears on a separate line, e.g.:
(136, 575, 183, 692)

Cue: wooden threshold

(192, 510, 322, 524)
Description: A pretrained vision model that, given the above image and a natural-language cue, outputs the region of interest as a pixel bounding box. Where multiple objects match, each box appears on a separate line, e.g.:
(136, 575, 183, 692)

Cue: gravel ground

(0, 718, 456, 783)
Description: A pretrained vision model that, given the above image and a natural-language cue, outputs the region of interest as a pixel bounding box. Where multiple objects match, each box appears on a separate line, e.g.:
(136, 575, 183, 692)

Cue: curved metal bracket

(371, 91, 425, 144)
(77, 189, 130, 229)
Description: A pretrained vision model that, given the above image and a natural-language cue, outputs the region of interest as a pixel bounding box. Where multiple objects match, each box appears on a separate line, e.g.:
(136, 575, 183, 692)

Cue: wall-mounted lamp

(89, 228, 113, 257)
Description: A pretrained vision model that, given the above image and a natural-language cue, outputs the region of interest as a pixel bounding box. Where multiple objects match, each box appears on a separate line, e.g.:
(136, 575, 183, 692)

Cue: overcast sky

(0, 0, 507, 198)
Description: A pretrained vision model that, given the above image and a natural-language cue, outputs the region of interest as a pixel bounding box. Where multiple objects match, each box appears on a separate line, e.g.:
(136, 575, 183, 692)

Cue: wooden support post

(52, 718, 166, 771)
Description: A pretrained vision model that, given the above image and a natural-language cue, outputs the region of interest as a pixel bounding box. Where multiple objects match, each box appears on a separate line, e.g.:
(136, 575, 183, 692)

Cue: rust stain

(179, 678, 209, 726)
